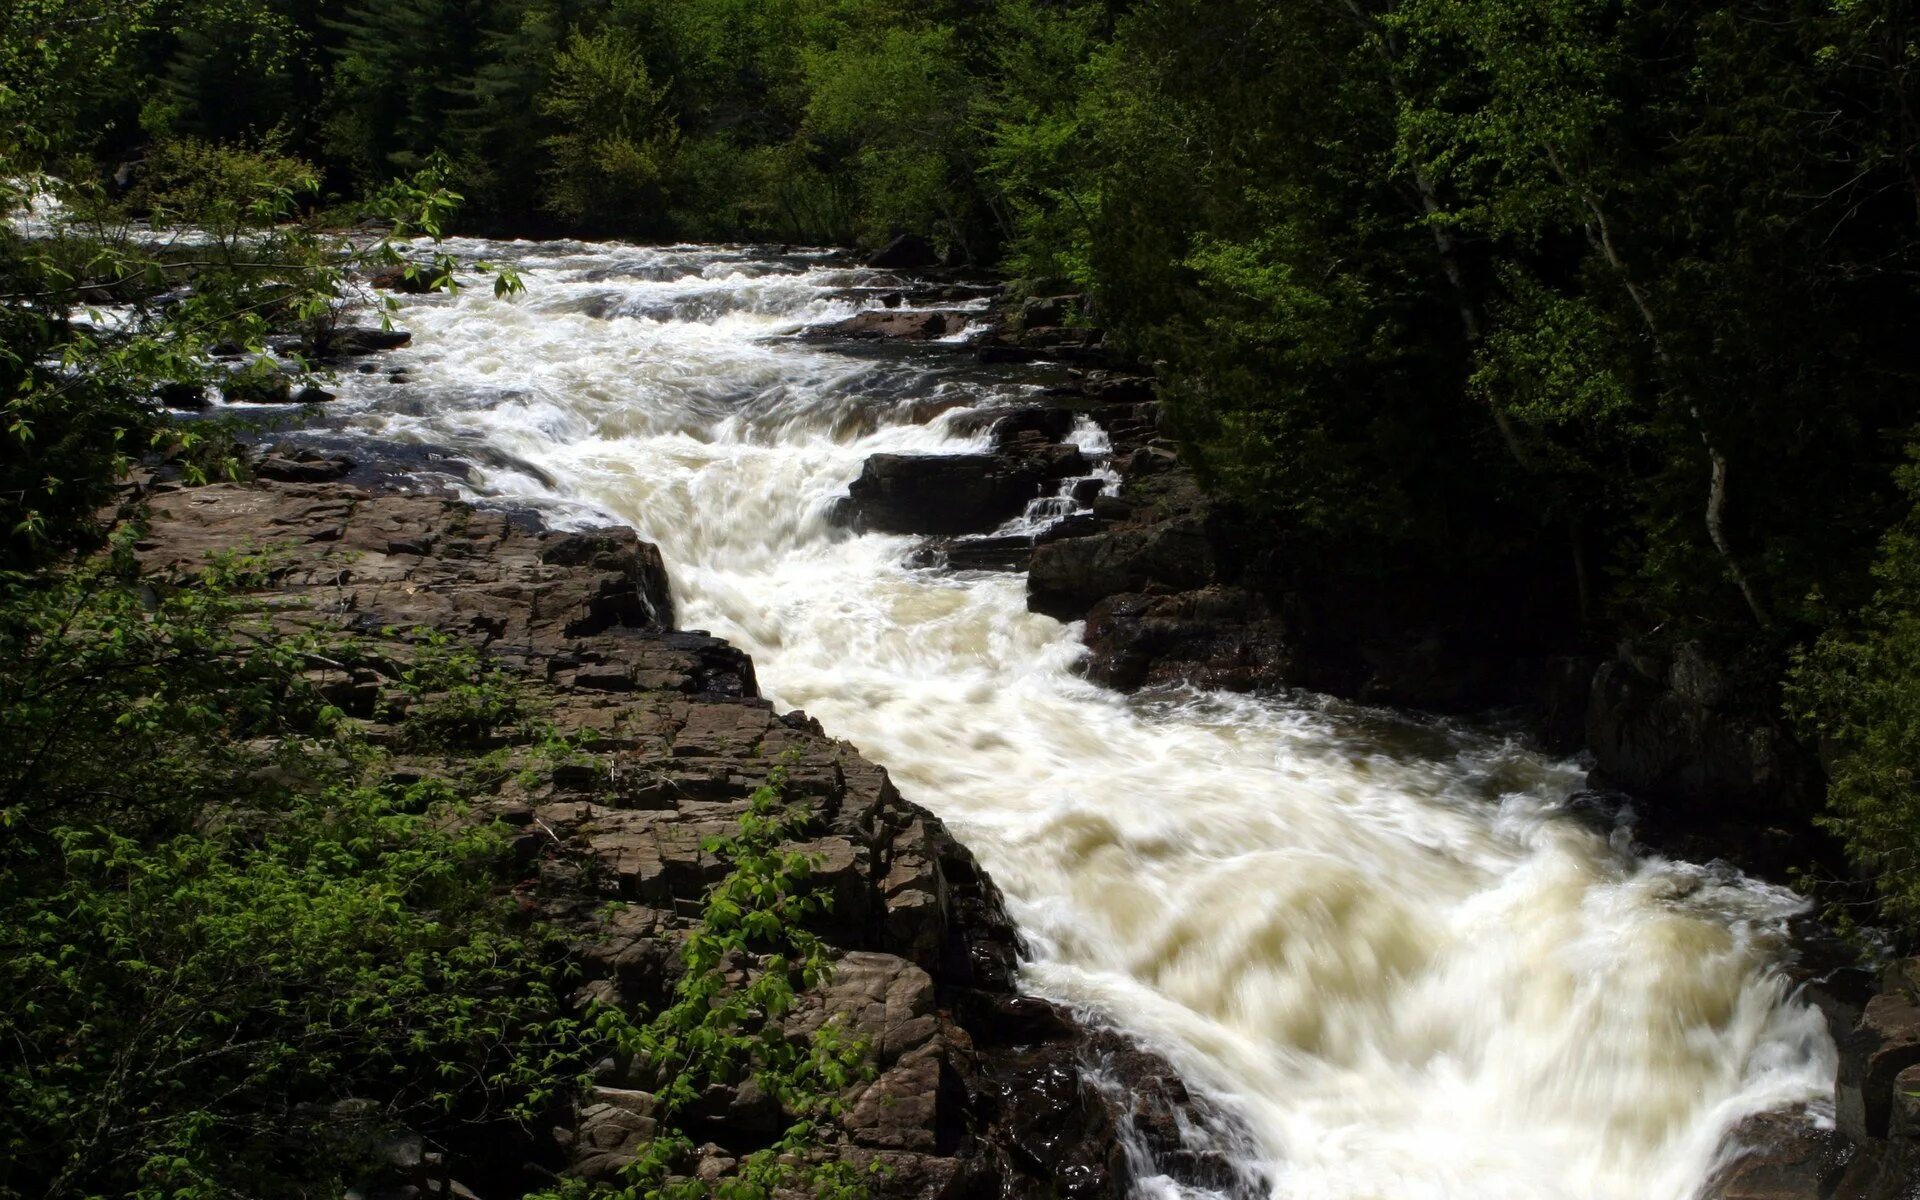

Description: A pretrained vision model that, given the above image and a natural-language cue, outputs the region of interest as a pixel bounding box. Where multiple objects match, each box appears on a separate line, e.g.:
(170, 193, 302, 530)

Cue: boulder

(255, 447, 355, 483)
(1585, 649, 1821, 818)
(367, 264, 438, 294)
(1699, 1112, 1852, 1200)
(866, 234, 939, 269)
(1082, 587, 1291, 692)
(324, 327, 414, 357)
(1838, 984, 1920, 1144)
(1027, 518, 1216, 620)
(1016, 294, 1082, 330)
(837, 451, 1087, 537)
(221, 367, 293, 405)
(814, 309, 967, 341)
(155, 380, 209, 410)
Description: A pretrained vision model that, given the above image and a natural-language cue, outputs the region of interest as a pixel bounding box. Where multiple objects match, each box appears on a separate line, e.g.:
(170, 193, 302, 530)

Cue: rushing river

(295, 240, 1830, 1199)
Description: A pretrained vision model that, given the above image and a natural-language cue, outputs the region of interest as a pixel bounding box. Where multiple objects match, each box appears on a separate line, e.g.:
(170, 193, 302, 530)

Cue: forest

(6, 0, 1920, 1195)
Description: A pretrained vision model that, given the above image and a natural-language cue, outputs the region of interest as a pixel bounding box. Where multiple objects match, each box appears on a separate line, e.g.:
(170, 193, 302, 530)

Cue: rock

(867, 234, 939, 269)
(1838, 982, 1920, 1143)
(944, 404, 1077, 445)
(368, 264, 438, 294)
(221, 366, 293, 404)
(1016, 295, 1081, 330)
(255, 447, 355, 483)
(975, 340, 1043, 365)
(813, 309, 966, 341)
(1027, 518, 1216, 620)
(294, 384, 337, 405)
(837, 451, 1086, 537)
(1699, 1111, 1852, 1200)
(570, 1088, 659, 1182)
(125, 476, 1260, 1200)
(155, 380, 209, 410)
(324, 327, 414, 357)
(914, 534, 1037, 573)
(1082, 587, 1291, 692)
(1585, 653, 1821, 819)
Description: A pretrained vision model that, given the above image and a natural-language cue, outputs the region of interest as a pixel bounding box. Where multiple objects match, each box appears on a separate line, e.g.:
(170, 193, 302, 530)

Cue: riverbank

(121, 471, 1259, 1197)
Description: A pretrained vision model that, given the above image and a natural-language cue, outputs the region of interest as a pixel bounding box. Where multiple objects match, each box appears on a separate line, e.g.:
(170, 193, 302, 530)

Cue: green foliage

(581, 758, 873, 1200)
(387, 628, 533, 750)
(539, 27, 679, 230)
(0, 548, 581, 1199)
(1788, 453, 1920, 930)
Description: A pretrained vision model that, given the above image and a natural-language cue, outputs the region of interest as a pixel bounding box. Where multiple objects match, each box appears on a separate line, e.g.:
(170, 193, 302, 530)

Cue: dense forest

(6, 0, 1920, 1194)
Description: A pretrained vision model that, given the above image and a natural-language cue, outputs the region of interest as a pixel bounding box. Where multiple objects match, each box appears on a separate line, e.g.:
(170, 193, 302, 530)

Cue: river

(297, 239, 1832, 1200)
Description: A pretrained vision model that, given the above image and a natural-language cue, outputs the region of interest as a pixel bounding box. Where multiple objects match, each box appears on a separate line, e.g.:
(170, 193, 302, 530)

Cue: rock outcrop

(812, 310, 970, 341)
(1703, 958, 1920, 1200)
(832, 407, 1092, 538)
(125, 477, 1259, 1200)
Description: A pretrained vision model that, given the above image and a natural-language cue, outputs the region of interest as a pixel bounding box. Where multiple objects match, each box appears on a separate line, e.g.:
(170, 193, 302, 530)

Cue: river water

(299, 240, 1831, 1200)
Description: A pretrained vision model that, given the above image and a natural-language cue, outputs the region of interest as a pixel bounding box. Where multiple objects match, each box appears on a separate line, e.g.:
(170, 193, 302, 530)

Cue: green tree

(538, 25, 680, 231)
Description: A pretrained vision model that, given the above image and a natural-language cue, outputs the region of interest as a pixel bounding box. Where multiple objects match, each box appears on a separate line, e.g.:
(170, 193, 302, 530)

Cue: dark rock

(838, 451, 1086, 537)
(1538, 655, 1600, 754)
(945, 404, 1077, 446)
(155, 380, 209, 410)
(126, 477, 1258, 1200)
(222, 368, 293, 405)
(1585, 652, 1821, 819)
(975, 341, 1043, 365)
(1016, 295, 1081, 331)
(1839, 982, 1920, 1143)
(1082, 587, 1292, 692)
(324, 327, 414, 357)
(1028, 518, 1216, 621)
(812, 309, 967, 341)
(1699, 1112, 1852, 1200)
(867, 234, 939, 269)
(368, 264, 438, 295)
(256, 448, 355, 483)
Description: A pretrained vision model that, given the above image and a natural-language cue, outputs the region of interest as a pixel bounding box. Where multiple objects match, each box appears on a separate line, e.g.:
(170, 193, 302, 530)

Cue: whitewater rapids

(300, 241, 1832, 1200)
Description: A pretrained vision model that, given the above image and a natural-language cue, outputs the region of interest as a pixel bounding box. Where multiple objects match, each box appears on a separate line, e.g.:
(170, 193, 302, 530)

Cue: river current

(294, 240, 1831, 1200)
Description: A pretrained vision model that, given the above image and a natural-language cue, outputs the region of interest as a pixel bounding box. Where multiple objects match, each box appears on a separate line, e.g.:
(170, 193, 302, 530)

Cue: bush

(0, 548, 579, 1199)
(1788, 453, 1920, 931)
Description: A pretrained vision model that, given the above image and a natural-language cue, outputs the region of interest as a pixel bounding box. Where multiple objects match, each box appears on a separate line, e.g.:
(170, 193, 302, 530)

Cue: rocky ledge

(124, 477, 1260, 1200)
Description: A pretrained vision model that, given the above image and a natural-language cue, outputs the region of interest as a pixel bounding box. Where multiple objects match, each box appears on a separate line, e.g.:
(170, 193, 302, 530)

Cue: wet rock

(1082, 586, 1291, 692)
(1699, 1112, 1852, 1200)
(867, 234, 939, 270)
(324, 327, 414, 357)
(155, 380, 209, 410)
(813, 309, 967, 341)
(975, 341, 1043, 365)
(368, 264, 438, 294)
(836, 451, 1085, 537)
(1027, 518, 1216, 620)
(221, 366, 293, 404)
(256, 447, 355, 483)
(1585, 647, 1821, 819)
(1839, 982, 1920, 1143)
